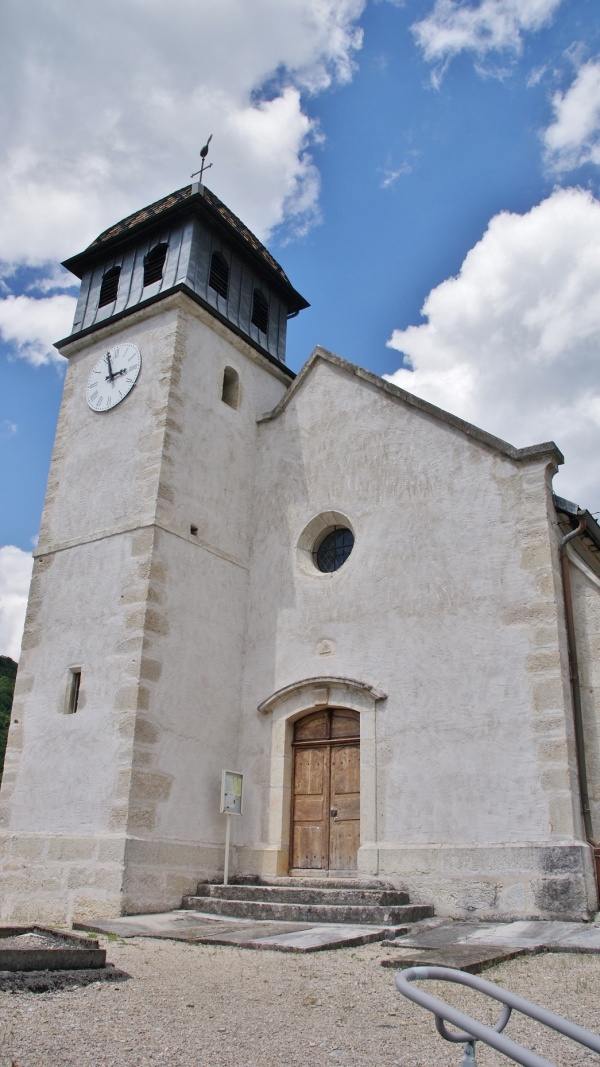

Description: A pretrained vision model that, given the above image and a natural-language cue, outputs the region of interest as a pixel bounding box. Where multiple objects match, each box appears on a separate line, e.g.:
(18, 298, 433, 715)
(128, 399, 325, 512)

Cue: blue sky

(2, 0, 600, 657)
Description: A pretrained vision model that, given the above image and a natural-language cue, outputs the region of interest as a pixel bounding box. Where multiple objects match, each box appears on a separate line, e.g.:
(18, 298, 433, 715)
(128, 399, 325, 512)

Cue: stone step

(269, 876, 396, 890)
(202, 876, 394, 890)
(196, 876, 400, 891)
(181, 896, 433, 925)
(192, 883, 410, 906)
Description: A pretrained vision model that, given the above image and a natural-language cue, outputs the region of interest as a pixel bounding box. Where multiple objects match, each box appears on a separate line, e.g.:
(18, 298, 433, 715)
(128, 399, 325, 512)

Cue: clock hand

(104, 351, 115, 381)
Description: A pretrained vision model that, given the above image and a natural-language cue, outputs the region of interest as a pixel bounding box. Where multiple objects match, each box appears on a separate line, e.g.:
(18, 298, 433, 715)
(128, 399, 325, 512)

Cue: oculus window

(314, 527, 354, 573)
(296, 512, 355, 576)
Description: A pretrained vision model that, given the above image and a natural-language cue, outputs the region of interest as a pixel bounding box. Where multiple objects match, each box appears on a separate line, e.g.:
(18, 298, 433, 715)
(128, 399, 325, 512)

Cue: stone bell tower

(0, 183, 308, 924)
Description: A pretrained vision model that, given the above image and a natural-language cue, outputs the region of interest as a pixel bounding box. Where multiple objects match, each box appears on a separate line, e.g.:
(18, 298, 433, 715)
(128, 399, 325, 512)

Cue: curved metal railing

(395, 965, 600, 1066)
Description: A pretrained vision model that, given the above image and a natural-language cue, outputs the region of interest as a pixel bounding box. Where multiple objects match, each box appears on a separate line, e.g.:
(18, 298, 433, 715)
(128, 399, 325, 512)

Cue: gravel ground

(1, 936, 600, 1067)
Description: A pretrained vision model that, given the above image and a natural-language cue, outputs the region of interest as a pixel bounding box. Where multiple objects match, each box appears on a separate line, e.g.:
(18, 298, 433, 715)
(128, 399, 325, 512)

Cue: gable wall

(236, 358, 594, 916)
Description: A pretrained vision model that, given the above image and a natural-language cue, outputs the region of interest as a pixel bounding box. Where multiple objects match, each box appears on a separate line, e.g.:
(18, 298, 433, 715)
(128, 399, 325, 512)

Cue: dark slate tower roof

(60, 183, 309, 367)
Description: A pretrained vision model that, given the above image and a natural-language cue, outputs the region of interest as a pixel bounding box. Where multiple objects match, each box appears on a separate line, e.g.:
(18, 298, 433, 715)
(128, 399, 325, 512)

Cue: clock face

(86, 343, 142, 412)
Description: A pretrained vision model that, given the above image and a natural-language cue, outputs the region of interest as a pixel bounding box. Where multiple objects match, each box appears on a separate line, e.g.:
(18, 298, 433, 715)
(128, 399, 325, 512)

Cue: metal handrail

(396, 965, 600, 1066)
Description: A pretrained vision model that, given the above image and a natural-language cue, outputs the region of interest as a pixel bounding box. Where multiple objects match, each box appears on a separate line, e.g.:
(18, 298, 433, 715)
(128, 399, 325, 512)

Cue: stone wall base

(121, 839, 223, 914)
(363, 841, 598, 920)
(237, 846, 288, 879)
(239, 840, 598, 920)
(2, 834, 596, 924)
(0, 832, 226, 925)
(0, 831, 127, 925)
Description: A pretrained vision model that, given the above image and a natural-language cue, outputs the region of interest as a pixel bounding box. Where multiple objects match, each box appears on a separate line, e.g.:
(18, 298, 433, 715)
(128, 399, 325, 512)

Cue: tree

(0, 656, 18, 783)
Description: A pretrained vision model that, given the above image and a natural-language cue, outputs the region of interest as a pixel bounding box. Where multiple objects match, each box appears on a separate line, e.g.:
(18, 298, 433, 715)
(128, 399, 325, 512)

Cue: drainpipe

(559, 512, 595, 849)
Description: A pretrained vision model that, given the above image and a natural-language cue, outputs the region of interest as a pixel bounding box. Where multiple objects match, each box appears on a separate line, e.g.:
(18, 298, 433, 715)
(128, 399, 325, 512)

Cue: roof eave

(554, 494, 600, 553)
(62, 188, 309, 314)
(259, 345, 564, 467)
(53, 283, 297, 379)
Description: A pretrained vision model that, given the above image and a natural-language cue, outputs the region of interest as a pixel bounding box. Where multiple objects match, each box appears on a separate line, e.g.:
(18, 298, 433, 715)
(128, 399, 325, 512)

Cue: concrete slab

(239, 924, 403, 952)
(380, 943, 532, 974)
(75, 912, 262, 941)
(381, 919, 600, 971)
(74, 911, 600, 958)
(462, 921, 582, 947)
(74, 910, 409, 952)
(546, 927, 600, 952)
(383, 922, 483, 948)
(383, 920, 584, 951)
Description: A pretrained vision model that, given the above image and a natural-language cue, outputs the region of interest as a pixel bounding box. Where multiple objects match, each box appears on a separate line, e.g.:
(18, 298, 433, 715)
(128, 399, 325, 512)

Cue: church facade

(1, 184, 600, 926)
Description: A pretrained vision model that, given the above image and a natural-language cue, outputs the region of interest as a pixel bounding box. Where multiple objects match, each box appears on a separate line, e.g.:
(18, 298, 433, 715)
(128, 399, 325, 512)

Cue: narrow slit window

(67, 669, 81, 715)
(143, 243, 168, 287)
(221, 366, 240, 409)
(251, 289, 269, 334)
(98, 266, 121, 308)
(209, 251, 229, 299)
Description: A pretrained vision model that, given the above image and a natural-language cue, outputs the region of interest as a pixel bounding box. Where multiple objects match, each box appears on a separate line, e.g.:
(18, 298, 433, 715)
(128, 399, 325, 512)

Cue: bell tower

(0, 184, 308, 924)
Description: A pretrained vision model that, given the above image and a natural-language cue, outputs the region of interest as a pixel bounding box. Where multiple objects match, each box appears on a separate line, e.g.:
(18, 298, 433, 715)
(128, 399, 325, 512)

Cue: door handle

(330, 808, 338, 818)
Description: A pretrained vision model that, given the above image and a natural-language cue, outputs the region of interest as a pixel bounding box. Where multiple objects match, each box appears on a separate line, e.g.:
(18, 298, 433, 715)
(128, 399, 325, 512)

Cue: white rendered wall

(236, 355, 595, 917)
(119, 304, 289, 911)
(0, 293, 290, 922)
(2, 307, 596, 923)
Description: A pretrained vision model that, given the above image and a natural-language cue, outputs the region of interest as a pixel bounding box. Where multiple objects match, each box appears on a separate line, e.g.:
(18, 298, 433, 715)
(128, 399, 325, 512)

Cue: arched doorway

(290, 708, 360, 872)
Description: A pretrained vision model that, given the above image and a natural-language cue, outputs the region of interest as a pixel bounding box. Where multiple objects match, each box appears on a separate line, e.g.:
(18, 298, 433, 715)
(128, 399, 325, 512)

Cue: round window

(313, 526, 354, 573)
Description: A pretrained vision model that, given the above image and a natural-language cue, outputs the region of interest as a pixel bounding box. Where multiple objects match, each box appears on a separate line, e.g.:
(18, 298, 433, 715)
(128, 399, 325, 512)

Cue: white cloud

(0, 547, 34, 662)
(379, 161, 413, 188)
(25, 265, 79, 295)
(0, 294, 75, 366)
(0, 0, 364, 268)
(544, 60, 600, 172)
(385, 187, 600, 511)
(413, 0, 562, 70)
(526, 62, 548, 88)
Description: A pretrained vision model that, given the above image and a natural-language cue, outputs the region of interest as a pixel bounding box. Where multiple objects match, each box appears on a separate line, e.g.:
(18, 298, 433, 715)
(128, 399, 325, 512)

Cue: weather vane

(191, 135, 213, 182)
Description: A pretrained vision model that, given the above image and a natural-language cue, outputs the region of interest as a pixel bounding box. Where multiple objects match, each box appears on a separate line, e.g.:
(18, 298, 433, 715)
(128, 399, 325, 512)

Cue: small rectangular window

(67, 669, 81, 715)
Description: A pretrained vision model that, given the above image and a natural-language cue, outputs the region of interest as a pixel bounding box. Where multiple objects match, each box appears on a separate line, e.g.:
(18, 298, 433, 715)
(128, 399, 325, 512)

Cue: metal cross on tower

(191, 135, 213, 182)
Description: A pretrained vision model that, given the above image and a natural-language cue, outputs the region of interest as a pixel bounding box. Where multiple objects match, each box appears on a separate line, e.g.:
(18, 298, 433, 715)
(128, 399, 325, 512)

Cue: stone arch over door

(257, 677, 387, 878)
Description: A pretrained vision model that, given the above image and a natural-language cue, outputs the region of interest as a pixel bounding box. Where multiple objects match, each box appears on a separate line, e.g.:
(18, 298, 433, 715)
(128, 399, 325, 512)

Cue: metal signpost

(220, 770, 243, 886)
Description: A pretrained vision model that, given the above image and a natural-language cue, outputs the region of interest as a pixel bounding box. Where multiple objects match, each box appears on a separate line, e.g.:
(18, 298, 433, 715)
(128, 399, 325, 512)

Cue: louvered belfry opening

(98, 266, 121, 308)
(143, 243, 168, 287)
(251, 289, 269, 334)
(62, 184, 309, 360)
(209, 251, 229, 299)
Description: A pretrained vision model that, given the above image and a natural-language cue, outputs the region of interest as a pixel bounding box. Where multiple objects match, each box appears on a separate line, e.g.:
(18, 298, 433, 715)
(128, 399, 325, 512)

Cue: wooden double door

(291, 708, 360, 872)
